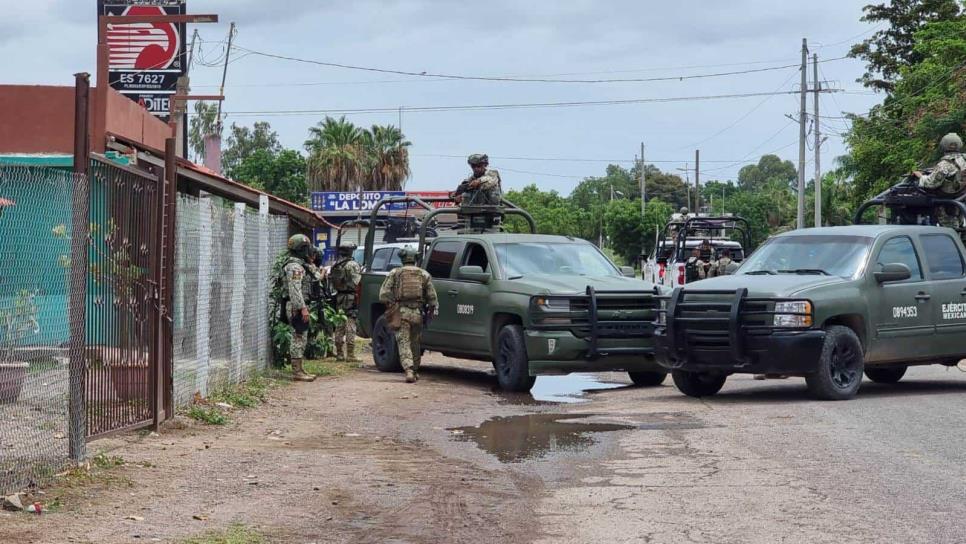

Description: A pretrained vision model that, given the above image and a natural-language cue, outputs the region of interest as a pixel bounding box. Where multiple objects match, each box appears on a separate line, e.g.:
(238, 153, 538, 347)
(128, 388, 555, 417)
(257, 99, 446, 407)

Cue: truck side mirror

(874, 262, 912, 283)
(458, 265, 490, 284)
(620, 266, 635, 278)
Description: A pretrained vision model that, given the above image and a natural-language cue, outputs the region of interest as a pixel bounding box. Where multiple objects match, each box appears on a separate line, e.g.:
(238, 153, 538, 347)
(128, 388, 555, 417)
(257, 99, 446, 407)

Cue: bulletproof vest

(949, 154, 966, 192)
(396, 267, 424, 303)
(330, 258, 354, 292)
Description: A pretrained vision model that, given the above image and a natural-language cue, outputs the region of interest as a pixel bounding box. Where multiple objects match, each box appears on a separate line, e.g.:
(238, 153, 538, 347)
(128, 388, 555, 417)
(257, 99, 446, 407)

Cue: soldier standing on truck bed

(328, 242, 363, 362)
(685, 248, 707, 283)
(711, 248, 739, 277)
(450, 154, 503, 207)
(282, 234, 318, 382)
(378, 247, 438, 383)
(914, 133, 966, 198)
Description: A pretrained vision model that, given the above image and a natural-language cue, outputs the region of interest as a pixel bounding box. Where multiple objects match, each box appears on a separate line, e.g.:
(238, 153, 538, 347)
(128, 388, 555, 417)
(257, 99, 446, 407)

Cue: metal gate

(84, 157, 163, 437)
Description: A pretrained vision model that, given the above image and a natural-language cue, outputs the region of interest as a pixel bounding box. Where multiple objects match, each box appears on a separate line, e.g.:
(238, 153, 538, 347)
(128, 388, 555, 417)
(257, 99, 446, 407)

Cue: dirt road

(4, 355, 966, 543)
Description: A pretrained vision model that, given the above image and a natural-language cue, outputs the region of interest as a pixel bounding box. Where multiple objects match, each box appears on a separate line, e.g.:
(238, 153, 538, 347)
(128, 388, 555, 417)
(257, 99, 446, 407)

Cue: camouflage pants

(395, 307, 423, 371)
(290, 331, 306, 360)
(334, 318, 357, 352)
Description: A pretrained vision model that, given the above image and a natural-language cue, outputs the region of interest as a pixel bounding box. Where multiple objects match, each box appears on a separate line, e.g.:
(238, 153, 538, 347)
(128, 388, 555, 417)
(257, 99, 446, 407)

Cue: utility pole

(640, 142, 646, 216)
(694, 149, 700, 211)
(797, 38, 808, 230)
(813, 52, 822, 228)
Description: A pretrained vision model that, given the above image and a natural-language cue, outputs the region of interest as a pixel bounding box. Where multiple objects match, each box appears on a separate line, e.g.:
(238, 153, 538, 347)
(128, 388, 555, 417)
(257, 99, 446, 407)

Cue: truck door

(450, 242, 493, 352)
(919, 233, 966, 356)
(421, 240, 463, 344)
(871, 236, 935, 362)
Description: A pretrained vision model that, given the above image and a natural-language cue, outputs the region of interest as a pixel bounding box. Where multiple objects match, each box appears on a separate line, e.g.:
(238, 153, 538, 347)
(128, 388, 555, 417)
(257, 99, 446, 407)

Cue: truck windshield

(740, 235, 872, 278)
(495, 243, 620, 278)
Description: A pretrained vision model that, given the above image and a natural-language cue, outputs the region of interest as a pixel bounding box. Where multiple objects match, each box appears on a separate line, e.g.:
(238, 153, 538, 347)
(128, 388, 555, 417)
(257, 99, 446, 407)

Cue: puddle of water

(526, 373, 626, 404)
(449, 413, 633, 463)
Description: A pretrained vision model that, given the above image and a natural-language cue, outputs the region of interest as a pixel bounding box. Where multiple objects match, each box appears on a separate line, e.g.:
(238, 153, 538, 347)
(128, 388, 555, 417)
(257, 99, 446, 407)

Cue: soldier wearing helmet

(378, 246, 438, 383)
(328, 241, 363, 361)
(914, 133, 966, 197)
(281, 234, 318, 381)
(450, 153, 503, 207)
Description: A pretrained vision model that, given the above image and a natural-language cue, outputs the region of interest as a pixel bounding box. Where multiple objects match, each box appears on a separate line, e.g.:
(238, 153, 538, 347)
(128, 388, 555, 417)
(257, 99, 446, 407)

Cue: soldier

(711, 248, 740, 277)
(914, 133, 966, 197)
(450, 154, 503, 207)
(378, 247, 438, 383)
(685, 247, 707, 283)
(282, 234, 317, 382)
(328, 242, 362, 362)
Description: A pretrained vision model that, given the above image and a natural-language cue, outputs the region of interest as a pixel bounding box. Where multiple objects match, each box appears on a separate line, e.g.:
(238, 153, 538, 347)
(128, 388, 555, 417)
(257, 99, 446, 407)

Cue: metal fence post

(230, 202, 246, 377)
(257, 195, 269, 368)
(68, 72, 90, 461)
(195, 193, 212, 396)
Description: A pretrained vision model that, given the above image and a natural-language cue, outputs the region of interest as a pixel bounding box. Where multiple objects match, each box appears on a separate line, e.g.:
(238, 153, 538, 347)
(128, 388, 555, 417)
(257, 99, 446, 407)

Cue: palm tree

(304, 117, 366, 192)
(361, 125, 411, 190)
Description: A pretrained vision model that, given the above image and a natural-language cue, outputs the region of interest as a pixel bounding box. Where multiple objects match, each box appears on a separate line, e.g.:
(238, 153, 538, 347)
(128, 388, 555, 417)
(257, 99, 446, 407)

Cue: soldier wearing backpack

(280, 234, 318, 382)
(328, 242, 363, 362)
(379, 247, 438, 383)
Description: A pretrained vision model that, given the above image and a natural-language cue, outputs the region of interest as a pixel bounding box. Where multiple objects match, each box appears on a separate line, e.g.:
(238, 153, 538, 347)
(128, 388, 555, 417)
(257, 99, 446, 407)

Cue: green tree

(223, 122, 282, 179)
(361, 124, 411, 190)
(849, 0, 962, 92)
(844, 17, 966, 203)
(232, 149, 309, 205)
(188, 101, 219, 163)
(643, 165, 689, 210)
(737, 154, 797, 191)
(304, 116, 366, 192)
(503, 185, 586, 236)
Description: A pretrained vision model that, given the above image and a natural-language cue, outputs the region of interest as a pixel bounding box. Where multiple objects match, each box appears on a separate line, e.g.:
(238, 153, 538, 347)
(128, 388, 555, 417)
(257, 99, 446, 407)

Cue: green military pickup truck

(655, 225, 966, 400)
(355, 197, 668, 392)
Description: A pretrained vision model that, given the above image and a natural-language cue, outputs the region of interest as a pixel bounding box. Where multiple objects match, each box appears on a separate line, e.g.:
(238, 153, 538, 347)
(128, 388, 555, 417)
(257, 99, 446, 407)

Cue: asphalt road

(518, 365, 966, 544)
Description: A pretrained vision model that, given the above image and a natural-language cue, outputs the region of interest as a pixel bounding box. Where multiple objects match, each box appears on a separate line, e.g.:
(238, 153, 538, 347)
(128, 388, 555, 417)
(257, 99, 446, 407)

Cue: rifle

(422, 303, 435, 328)
(450, 179, 474, 200)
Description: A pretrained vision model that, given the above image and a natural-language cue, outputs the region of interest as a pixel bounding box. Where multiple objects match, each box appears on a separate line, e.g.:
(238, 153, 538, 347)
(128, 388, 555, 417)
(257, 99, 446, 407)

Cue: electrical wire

(228, 43, 848, 84)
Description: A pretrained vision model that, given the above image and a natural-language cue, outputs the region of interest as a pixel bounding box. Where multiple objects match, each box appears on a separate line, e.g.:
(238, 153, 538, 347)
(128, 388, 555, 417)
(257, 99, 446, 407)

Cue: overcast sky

(5, 0, 884, 194)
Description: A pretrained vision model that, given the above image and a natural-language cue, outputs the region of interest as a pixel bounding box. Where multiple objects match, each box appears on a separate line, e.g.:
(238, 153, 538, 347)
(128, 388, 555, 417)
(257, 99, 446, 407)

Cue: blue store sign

(311, 191, 406, 212)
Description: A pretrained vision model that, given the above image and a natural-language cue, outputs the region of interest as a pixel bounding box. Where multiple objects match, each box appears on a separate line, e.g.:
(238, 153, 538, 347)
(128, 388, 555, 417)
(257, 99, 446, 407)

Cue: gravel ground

(3, 357, 966, 543)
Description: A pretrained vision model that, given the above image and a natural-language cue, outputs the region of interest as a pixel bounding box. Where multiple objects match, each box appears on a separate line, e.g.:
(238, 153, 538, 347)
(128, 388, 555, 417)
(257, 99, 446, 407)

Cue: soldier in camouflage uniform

(450, 154, 503, 207)
(378, 247, 438, 383)
(328, 242, 363, 361)
(915, 133, 966, 197)
(710, 248, 740, 277)
(283, 234, 317, 382)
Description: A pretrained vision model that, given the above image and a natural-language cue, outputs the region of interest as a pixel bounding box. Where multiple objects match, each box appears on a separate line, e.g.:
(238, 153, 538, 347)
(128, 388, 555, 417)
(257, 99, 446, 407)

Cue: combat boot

(405, 368, 416, 383)
(291, 359, 316, 382)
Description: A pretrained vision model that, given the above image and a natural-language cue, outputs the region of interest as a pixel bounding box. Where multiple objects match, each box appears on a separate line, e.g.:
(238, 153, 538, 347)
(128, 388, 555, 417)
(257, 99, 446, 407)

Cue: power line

(413, 153, 774, 164)
(215, 90, 806, 117)
(229, 43, 848, 84)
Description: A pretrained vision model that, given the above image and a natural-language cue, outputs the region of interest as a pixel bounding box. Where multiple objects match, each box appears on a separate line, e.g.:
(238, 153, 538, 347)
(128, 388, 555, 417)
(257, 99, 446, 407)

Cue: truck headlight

(773, 301, 813, 328)
(532, 296, 573, 325)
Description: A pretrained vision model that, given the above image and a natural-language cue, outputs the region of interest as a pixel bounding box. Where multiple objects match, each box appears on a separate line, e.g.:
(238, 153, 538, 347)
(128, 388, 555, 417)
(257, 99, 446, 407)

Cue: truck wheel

(372, 315, 402, 373)
(628, 370, 668, 387)
(671, 370, 727, 397)
(494, 325, 536, 392)
(864, 366, 906, 384)
(806, 325, 864, 400)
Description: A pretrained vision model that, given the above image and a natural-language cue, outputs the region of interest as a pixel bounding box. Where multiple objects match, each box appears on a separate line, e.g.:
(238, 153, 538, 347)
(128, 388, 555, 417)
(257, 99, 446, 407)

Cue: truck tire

(671, 370, 727, 397)
(628, 370, 668, 387)
(806, 325, 864, 400)
(372, 315, 402, 373)
(494, 325, 536, 392)
(864, 366, 907, 384)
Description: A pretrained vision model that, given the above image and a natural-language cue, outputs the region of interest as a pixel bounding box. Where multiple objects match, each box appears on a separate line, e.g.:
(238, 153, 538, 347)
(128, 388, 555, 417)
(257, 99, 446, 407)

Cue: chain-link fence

(0, 164, 82, 494)
(172, 194, 289, 408)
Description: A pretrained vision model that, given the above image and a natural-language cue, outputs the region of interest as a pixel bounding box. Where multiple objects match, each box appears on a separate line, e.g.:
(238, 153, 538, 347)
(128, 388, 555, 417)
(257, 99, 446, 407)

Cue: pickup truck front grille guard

(529, 286, 658, 360)
(656, 288, 813, 364)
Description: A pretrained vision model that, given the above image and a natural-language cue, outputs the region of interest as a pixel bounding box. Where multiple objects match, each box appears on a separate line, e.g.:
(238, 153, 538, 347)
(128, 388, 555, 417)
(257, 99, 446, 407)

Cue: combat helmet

(398, 246, 418, 264)
(467, 153, 489, 166)
(940, 133, 963, 152)
(288, 234, 311, 253)
(337, 241, 357, 256)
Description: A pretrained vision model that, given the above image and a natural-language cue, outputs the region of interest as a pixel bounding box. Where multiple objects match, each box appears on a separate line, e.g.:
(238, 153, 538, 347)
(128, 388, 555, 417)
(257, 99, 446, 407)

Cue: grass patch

(209, 376, 274, 408)
(277, 359, 358, 379)
(180, 524, 265, 544)
(186, 405, 228, 426)
(57, 451, 131, 489)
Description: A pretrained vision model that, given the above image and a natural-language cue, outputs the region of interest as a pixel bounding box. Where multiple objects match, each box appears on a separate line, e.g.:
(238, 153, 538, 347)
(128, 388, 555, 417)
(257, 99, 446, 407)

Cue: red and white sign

(106, 6, 181, 71)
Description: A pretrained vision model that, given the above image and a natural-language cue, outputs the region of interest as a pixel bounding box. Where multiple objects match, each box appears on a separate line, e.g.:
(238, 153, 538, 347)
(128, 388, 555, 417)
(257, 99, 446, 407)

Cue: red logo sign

(106, 6, 180, 70)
